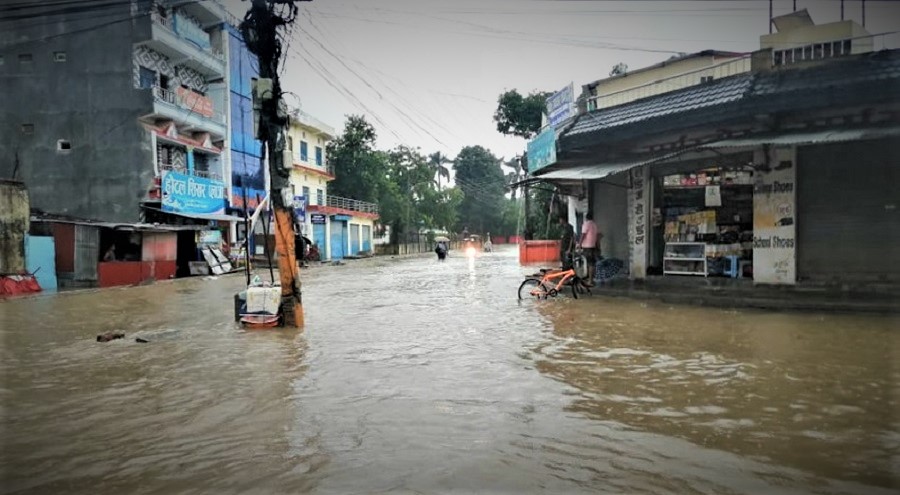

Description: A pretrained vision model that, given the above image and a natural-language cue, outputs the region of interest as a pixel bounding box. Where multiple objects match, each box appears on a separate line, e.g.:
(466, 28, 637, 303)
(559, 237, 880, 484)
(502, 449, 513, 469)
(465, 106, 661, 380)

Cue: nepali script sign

(546, 83, 575, 129)
(161, 170, 226, 215)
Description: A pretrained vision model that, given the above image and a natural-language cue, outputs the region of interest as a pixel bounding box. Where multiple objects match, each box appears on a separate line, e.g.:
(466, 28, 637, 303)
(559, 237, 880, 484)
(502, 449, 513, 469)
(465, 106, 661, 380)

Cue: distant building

(285, 108, 379, 260)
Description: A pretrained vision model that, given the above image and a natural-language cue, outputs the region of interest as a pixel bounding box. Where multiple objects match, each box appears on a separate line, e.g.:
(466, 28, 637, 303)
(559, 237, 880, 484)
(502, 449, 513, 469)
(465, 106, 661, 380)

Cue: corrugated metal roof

(534, 148, 701, 181)
(564, 50, 900, 143)
(702, 126, 900, 149)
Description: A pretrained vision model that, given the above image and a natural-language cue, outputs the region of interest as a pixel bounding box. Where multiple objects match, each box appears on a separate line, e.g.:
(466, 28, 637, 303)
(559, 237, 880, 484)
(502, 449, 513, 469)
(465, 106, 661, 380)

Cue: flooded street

(1, 246, 897, 494)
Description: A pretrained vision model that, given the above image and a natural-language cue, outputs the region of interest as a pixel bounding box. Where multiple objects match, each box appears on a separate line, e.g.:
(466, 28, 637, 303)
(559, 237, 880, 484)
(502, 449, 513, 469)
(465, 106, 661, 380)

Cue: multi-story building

(0, 1, 265, 287)
(286, 108, 379, 260)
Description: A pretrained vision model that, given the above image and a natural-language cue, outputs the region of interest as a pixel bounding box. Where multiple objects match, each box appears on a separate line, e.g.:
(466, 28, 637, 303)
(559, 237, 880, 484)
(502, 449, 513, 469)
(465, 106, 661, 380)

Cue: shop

(653, 158, 755, 279)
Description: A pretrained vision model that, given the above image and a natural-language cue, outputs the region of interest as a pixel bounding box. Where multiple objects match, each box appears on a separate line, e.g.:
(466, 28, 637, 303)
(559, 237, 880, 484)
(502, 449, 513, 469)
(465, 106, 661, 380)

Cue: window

(18, 53, 32, 64)
(300, 141, 308, 162)
(21, 124, 34, 134)
(53, 51, 67, 62)
(139, 66, 156, 89)
(316, 188, 324, 206)
(287, 136, 293, 152)
(315, 146, 323, 166)
(302, 186, 310, 203)
(700, 76, 714, 84)
(57, 139, 71, 152)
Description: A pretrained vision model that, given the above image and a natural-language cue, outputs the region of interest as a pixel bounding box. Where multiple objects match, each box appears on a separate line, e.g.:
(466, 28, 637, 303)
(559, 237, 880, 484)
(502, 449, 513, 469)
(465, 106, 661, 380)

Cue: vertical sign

(753, 147, 796, 284)
(293, 195, 307, 224)
(628, 166, 649, 279)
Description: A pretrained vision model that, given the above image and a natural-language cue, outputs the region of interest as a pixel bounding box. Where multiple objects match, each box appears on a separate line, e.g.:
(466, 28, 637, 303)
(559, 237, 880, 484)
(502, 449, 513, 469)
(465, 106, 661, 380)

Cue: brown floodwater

(0, 246, 897, 494)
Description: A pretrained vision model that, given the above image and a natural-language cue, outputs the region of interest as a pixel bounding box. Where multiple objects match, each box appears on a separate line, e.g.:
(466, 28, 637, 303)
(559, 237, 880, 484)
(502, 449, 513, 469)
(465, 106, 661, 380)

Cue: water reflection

(532, 298, 899, 488)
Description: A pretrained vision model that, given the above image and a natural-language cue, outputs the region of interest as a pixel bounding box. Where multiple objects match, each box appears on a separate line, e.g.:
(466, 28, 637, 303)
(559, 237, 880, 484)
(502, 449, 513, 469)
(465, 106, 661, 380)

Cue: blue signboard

(527, 128, 557, 173)
(546, 83, 575, 129)
(173, 12, 211, 50)
(310, 214, 327, 225)
(161, 170, 226, 215)
(293, 195, 307, 223)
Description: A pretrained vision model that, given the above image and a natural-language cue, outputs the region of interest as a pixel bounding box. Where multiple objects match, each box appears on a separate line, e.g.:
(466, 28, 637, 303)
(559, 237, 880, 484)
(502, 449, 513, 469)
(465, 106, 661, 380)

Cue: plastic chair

(723, 255, 740, 278)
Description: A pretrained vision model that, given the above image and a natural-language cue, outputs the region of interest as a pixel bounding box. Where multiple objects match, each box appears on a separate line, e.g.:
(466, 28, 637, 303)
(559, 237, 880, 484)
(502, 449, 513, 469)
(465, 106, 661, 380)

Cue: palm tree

(428, 152, 452, 190)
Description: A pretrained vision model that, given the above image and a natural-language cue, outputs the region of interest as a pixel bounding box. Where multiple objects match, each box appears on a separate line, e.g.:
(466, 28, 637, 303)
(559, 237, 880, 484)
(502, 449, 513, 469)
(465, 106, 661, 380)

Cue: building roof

(582, 50, 747, 90)
(562, 49, 900, 151)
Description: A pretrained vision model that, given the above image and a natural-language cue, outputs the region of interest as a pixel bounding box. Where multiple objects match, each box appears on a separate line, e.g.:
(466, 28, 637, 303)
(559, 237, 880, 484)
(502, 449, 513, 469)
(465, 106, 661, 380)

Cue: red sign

(176, 87, 214, 118)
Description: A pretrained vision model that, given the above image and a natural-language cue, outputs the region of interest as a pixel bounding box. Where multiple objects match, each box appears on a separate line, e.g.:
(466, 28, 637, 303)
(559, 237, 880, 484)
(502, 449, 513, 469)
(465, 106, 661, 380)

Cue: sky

(222, 0, 900, 161)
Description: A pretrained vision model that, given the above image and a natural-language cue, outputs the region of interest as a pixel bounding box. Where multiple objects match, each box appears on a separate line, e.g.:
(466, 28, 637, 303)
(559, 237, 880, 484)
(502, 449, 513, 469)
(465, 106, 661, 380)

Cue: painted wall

(591, 175, 630, 263)
(0, 3, 154, 223)
(0, 181, 29, 274)
(25, 235, 57, 290)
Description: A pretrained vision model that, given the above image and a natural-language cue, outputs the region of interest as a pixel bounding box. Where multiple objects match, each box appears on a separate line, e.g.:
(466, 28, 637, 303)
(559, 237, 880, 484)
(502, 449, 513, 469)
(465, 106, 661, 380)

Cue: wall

(760, 20, 871, 53)
(0, 4, 154, 223)
(591, 175, 629, 263)
(796, 138, 899, 283)
(0, 181, 29, 274)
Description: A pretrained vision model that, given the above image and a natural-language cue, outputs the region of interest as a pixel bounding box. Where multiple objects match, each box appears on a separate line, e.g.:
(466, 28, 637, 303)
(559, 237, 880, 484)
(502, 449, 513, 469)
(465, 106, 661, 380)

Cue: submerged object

(97, 332, 125, 342)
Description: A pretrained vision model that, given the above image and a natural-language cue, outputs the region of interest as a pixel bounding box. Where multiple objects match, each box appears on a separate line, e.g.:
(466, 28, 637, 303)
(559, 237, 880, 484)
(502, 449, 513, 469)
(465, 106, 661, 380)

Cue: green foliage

(493, 90, 551, 139)
(453, 145, 507, 234)
(327, 115, 383, 203)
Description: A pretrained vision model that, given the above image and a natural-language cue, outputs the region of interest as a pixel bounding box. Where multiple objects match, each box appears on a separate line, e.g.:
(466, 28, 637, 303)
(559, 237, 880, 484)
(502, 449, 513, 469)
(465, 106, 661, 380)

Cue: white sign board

(753, 147, 796, 285)
(546, 83, 575, 129)
(628, 166, 649, 279)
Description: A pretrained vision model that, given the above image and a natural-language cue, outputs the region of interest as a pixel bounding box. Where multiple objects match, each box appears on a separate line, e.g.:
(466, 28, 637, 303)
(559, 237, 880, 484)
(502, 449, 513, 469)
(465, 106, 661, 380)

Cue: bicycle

(518, 264, 592, 301)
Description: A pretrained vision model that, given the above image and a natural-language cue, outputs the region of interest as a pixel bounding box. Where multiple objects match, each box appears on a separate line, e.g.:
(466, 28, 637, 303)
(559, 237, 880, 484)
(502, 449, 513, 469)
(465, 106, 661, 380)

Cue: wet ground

(1, 246, 897, 494)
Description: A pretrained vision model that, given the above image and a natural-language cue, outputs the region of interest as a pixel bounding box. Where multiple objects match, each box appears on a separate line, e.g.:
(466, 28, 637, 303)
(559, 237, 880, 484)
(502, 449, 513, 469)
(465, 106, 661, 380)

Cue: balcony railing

(151, 11, 225, 62)
(326, 195, 378, 214)
(152, 85, 226, 125)
(159, 162, 222, 181)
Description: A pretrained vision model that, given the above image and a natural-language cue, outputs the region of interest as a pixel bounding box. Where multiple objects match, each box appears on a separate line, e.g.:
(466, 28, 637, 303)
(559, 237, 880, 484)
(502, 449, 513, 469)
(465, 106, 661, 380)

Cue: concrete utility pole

(241, 0, 309, 327)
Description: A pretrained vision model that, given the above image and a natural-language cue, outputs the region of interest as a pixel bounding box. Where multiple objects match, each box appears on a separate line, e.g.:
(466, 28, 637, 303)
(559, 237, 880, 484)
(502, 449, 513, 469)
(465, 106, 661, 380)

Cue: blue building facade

(226, 24, 266, 213)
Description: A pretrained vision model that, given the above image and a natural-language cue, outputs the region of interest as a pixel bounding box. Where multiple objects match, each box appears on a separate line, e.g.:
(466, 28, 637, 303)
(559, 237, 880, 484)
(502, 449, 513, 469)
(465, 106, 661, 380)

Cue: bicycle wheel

(518, 278, 547, 301)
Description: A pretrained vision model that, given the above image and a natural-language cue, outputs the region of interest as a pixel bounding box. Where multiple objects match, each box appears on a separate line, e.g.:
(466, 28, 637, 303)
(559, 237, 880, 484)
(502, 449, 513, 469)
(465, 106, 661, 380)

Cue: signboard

(293, 195, 307, 224)
(161, 170, 226, 215)
(628, 166, 649, 279)
(546, 83, 575, 129)
(526, 127, 557, 173)
(198, 230, 222, 245)
(310, 214, 327, 225)
(176, 87, 214, 118)
(173, 12, 211, 50)
(753, 147, 796, 285)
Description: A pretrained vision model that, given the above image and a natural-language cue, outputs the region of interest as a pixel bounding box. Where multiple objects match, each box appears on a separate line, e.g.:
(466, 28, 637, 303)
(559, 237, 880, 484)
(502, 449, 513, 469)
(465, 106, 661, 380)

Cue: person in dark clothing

(558, 215, 575, 269)
(294, 233, 311, 264)
(435, 242, 447, 261)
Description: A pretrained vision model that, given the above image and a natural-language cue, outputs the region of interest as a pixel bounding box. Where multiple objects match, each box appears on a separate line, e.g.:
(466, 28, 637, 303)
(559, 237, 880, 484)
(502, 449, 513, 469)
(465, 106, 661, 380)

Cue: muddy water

(0, 246, 897, 494)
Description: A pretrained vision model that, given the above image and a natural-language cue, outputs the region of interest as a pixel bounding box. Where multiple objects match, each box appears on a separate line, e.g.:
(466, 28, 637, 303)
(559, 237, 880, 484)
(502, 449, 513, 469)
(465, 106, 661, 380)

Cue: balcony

(326, 195, 378, 214)
(159, 162, 223, 182)
(146, 86, 226, 139)
(142, 12, 225, 78)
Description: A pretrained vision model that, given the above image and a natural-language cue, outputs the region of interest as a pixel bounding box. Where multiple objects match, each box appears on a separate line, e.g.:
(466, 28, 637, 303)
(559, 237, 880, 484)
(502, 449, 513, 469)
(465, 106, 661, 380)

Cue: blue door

(362, 225, 372, 252)
(313, 223, 326, 258)
(329, 220, 346, 260)
(350, 224, 360, 256)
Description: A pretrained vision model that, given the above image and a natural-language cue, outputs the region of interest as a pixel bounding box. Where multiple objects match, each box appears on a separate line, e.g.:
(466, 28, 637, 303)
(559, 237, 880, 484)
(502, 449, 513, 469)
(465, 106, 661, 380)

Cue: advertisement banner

(176, 87, 214, 118)
(161, 170, 226, 215)
(546, 83, 575, 129)
(526, 127, 557, 173)
(293, 195, 307, 224)
(198, 230, 222, 245)
(753, 147, 796, 285)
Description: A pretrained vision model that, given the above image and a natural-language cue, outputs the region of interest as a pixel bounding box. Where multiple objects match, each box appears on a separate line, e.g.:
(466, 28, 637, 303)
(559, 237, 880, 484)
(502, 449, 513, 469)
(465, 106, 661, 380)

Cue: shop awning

(701, 126, 900, 150)
(531, 147, 701, 182)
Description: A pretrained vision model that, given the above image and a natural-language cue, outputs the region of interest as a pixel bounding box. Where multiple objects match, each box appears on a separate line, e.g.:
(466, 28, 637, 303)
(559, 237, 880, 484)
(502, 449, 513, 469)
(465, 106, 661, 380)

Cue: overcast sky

(222, 0, 900, 161)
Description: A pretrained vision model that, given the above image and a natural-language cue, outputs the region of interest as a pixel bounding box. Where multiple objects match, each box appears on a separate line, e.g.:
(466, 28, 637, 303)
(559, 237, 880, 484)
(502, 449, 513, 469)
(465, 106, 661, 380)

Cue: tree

(493, 89, 551, 139)
(610, 62, 628, 77)
(327, 115, 384, 203)
(453, 145, 506, 234)
(427, 151, 452, 190)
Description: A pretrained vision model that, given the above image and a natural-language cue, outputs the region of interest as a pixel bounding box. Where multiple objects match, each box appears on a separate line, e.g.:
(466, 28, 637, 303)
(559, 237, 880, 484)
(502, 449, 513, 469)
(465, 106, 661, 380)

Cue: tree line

(327, 88, 559, 243)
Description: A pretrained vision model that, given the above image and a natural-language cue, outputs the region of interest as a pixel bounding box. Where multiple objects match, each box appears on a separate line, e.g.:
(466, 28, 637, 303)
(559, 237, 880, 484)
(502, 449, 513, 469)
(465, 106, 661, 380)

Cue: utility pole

(241, 0, 309, 327)
(522, 153, 531, 240)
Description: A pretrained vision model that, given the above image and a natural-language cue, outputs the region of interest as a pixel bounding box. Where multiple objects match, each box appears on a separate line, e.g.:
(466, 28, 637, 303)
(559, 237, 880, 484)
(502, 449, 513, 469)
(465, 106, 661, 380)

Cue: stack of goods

(664, 210, 717, 242)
